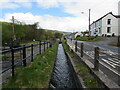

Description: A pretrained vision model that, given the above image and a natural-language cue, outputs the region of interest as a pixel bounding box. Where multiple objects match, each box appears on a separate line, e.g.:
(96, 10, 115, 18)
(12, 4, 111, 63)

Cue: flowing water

(49, 44, 77, 88)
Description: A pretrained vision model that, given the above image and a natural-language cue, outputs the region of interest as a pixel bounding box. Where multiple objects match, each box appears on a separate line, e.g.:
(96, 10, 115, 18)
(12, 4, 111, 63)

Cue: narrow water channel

(49, 44, 77, 88)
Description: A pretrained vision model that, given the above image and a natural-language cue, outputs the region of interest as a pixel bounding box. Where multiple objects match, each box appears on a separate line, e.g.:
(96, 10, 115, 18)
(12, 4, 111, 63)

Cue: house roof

(115, 15, 120, 18)
(91, 12, 120, 25)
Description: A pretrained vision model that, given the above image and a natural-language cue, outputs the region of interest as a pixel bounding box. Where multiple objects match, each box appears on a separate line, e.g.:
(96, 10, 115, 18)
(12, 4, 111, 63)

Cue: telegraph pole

(12, 16, 16, 41)
(89, 9, 91, 37)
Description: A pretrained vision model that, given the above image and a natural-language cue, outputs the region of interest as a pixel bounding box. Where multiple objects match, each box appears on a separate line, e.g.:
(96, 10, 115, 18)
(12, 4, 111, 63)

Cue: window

(107, 27, 111, 33)
(107, 19, 111, 25)
(95, 29, 98, 32)
(99, 28, 101, 33)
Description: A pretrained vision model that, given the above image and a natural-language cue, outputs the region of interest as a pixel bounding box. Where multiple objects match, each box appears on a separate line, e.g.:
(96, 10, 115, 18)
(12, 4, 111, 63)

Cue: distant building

(90, 12, 120, 36)
(68, 32, 78, 39)
(75, 32, 82, 38)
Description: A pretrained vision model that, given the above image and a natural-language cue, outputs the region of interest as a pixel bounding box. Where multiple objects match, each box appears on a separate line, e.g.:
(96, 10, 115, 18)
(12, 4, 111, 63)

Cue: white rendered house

(75, 32, 82, 38)
(90, 12, 120, 36)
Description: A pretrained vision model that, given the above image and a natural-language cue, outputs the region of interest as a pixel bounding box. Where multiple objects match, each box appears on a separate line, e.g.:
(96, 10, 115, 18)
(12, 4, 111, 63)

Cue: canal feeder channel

(49, 43, 83, 89)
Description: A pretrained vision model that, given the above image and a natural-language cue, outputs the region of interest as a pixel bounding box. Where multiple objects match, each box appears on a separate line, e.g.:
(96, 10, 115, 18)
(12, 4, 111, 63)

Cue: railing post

(94, 47, 99, 71)
(47, 41, 48, 49)
(49, 42, 52, 47)
(39, 41, 41, 54)
(31, 44, 33, 62)
(11, 48, 14, 77)
(81, 43, 83, 57)
(48, 41, 50, 48)
(44, 41, 45, 51)
(117, 36, 120, 47)
(23, 45, 26, 66)
(75, 41, 77, 52)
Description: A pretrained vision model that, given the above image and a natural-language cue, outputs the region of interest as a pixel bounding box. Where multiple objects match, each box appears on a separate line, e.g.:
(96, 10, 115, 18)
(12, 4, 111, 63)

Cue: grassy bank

(74, 36, 101, 42)
(3, 43, 58, 88)
(62, 40, 104, 88)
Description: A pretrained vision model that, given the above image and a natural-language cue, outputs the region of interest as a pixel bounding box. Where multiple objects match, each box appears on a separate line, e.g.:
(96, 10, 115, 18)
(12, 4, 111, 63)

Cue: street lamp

(81, 9, 91, 37)
(89, 9, 91, 37)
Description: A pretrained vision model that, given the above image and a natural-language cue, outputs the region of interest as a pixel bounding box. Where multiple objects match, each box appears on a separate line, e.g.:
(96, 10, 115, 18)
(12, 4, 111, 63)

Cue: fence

(67, 39, 120, 85)
(1, 41, 51, 78)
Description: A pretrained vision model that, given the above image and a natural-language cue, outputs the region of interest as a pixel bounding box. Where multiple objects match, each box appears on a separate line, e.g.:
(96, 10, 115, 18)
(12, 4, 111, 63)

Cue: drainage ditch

(49, 43, 82, 88)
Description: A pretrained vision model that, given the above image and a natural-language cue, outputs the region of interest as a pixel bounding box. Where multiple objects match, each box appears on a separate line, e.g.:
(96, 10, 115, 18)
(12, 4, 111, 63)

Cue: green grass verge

(75, 63, 102, 88)
(3, 43, 58, 88)
(62, 40, 103, 88)
(74, 36, 101, 42)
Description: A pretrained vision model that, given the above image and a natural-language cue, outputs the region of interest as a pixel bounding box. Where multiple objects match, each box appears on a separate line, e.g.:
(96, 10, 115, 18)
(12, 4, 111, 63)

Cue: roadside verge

(62, 40, 106, 88)
(63, 40, 120, 89)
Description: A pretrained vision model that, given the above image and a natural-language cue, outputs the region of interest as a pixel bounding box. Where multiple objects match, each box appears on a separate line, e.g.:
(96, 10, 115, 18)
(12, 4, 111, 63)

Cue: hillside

(1, 22, 64, 45)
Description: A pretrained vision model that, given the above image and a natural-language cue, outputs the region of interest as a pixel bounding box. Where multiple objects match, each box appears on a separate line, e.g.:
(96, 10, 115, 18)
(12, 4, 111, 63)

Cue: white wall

(102, 14, 118, 36)
(91, 13, 119, 36)
(90, 20, 102, 36)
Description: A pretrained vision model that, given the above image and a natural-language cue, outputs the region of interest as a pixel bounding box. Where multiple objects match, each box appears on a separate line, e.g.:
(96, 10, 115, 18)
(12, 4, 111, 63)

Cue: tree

(31, 22, 39, 30)
(81, 31, 89, 36)
(54, 32, 63, 39)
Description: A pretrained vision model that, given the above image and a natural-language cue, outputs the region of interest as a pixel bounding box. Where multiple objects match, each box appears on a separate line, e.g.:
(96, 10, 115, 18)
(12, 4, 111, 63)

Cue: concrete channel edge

(67, 43, 120, 89)
(64, 51, 86, 88)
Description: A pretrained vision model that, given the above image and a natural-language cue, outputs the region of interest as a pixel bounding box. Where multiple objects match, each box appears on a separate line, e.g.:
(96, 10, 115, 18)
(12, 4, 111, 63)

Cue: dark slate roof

(115, 15, 120, 18)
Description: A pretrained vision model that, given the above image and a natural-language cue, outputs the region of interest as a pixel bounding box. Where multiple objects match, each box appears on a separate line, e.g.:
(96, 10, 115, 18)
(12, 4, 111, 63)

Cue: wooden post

(44, 41, 45, 51)
(49, 41, 51, 47)
(47, 41, 48, 49)
(81, 43, 83, 57)
(117, 36, 120, 47)
(75, 41, 77, 52)
(31, 44, 33, 62)
(48, 42, 49, 48)
(23, 45, 26, 66)
(39, 41, 41, 54)
(11, 48, 15, 77)
(94, 47, 99, 71)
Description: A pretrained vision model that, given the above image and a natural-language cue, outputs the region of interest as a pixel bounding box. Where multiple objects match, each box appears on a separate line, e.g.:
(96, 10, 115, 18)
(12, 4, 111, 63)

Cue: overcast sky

(0, 0, 119, 32)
